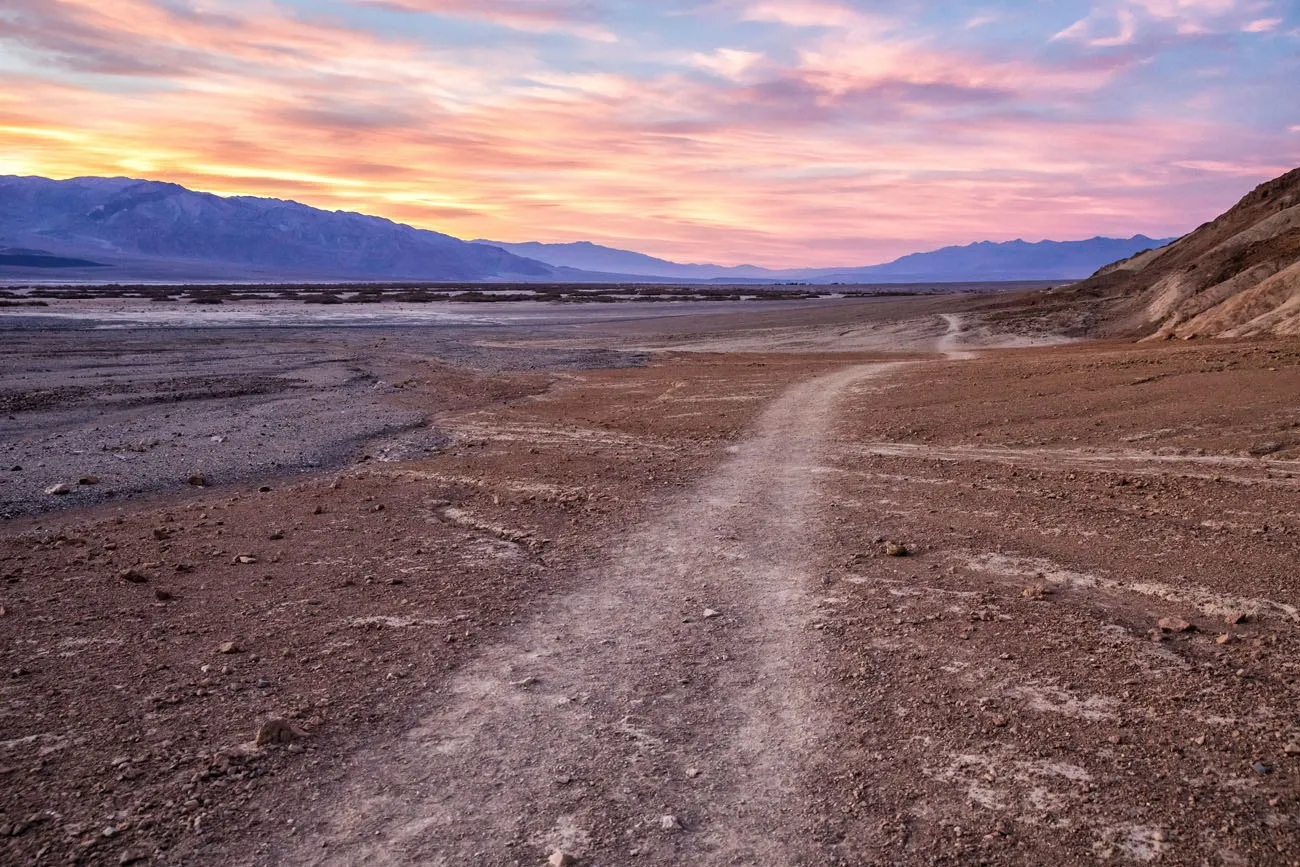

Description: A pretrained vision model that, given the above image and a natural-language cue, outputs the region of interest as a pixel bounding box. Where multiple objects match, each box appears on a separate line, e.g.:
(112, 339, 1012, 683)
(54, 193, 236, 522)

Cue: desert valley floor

(1, 294, 1298, 866)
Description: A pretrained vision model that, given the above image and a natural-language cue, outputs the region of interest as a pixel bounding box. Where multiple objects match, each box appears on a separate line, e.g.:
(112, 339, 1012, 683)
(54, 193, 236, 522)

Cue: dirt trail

(274, 362, 898, 866)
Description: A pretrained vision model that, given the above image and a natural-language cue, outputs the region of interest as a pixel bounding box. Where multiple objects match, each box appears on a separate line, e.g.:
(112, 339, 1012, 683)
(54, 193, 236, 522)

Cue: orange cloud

(0, 0, 1294, 267)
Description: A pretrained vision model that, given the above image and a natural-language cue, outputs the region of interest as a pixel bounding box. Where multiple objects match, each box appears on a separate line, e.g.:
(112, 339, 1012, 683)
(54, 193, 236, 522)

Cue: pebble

(218, 641, 242, 654)
(188, 474, 207, 487)
(120, 569, 149, 584)
(45, 483, 71, 496)
(659, 814, 683, 831)
(548, 851, 575, 867)
(1157, 617, 1192, 633)
(884, 540, 909, 557)
(255, 718, 305, 746)
(78, 476, 100, 486)
(1252, 761, 1273, 776)
(702, 608, 721, 619)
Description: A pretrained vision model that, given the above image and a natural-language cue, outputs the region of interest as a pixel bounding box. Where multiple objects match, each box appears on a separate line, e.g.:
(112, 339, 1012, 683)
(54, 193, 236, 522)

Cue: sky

(0, 1, 1298, 267)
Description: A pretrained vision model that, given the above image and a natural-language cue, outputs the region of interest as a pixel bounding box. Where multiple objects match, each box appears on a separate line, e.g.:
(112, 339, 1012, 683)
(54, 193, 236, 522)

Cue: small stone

(1224, 611, 1248, 625)
(685, 767, 701, 778)
(313, 505, 324, 515)
(659, 814, 683, 831)
(154, 588, 174, 601)
(45, 483, 71, 496)
(235, 555, 257, 565)
(218, 641, 242, 654)
(78, 476, 100, 486)
(120, 569, 149, 584)
(269, 530, 284, 540)
(255, 718, 305, 746)
(1215, 633, 1235, 645)
(1283, 742, 1300, 756)
(188, 474, 206, 487)
(258, 485, 272, 493)
(990, 714, 1009, 728)
(702, 608, 721, 619)
(1157, 617, 1193, 633)
(1021, 583, 1049, 600)
(118, 851, 148, 865)
(884, 540, 909, 557)
(548, 851, 576, 867)
(1252, 761, 1273, 776)
(152, 527, 169, 540)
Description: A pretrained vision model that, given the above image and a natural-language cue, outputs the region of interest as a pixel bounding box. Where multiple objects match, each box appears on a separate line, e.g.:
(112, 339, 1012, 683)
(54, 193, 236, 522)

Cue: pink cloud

(0, 0, 1294, 267)
(354, 0, 617, 41)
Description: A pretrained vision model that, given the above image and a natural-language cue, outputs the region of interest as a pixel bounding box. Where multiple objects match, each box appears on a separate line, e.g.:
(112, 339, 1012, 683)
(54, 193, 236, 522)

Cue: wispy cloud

(0, 0, 1296, 266)
(354, 0, 619, 42)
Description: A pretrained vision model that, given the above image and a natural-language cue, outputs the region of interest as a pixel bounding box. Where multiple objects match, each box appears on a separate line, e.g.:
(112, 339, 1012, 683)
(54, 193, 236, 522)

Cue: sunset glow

(2, 0, 1297, 266)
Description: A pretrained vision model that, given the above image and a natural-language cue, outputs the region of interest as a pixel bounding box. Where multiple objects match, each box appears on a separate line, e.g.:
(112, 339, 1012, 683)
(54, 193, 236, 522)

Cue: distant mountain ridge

(0, 174, 1174, 284)
(480, 235, 1177, 283)
(0, 175, 555, 281)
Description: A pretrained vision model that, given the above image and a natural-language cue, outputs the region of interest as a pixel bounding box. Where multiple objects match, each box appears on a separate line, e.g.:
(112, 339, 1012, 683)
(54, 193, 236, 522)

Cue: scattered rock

(702, 608, 721, 619)
(884, 540, 909, 557)
(685, 767, 701, 778)
(188, 474, 206, 487)
(218, 641, 242, 655)
(1252, 761, 1273, 776)
(254, 718, 305, 746)
(152, 527, 170, 541)
(45, 483, 71, 496)
(118, 851, 148, 865)
(548, 851, 576, 867)
(269, 530, 285, 540)
(235, 555, 257, 565)
(78, 475, 100, 486)
(1157, 616, 1193, 633)
(119, 569, 149, 585)
(1021, 583, 1049, 600)
(1215, 633, 1235, 645)
(258, 485, 272, 493)
(659, 814, 683, 831)
(1224, 610, 1249, 625)
(154, 588, 174, 601)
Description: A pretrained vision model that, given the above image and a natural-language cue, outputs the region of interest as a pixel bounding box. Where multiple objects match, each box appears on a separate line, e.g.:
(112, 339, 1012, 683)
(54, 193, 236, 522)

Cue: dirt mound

(1063, 167, 1300, 339)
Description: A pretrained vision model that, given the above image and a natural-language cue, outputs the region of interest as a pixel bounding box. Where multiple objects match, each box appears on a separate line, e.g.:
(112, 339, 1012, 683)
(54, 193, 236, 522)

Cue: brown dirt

(1, 301, 1298, 866)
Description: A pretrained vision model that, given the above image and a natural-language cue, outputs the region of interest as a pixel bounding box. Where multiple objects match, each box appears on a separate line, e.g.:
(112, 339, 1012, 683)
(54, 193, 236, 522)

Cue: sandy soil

(1, 297, 1297, 865)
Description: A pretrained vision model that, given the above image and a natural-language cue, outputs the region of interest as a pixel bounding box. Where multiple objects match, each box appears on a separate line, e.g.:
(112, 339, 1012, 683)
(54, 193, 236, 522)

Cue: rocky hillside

(1071, 167, 1300, 339)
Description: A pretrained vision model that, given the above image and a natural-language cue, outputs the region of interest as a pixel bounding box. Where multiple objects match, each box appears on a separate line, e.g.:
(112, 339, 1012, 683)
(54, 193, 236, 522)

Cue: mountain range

(478, 236, 1176, 283)
(0, 174, 1174, 284)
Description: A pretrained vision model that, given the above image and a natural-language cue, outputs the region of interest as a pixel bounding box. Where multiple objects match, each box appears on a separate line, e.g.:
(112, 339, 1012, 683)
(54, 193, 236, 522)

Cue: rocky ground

(0, 297, 1297, 865)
